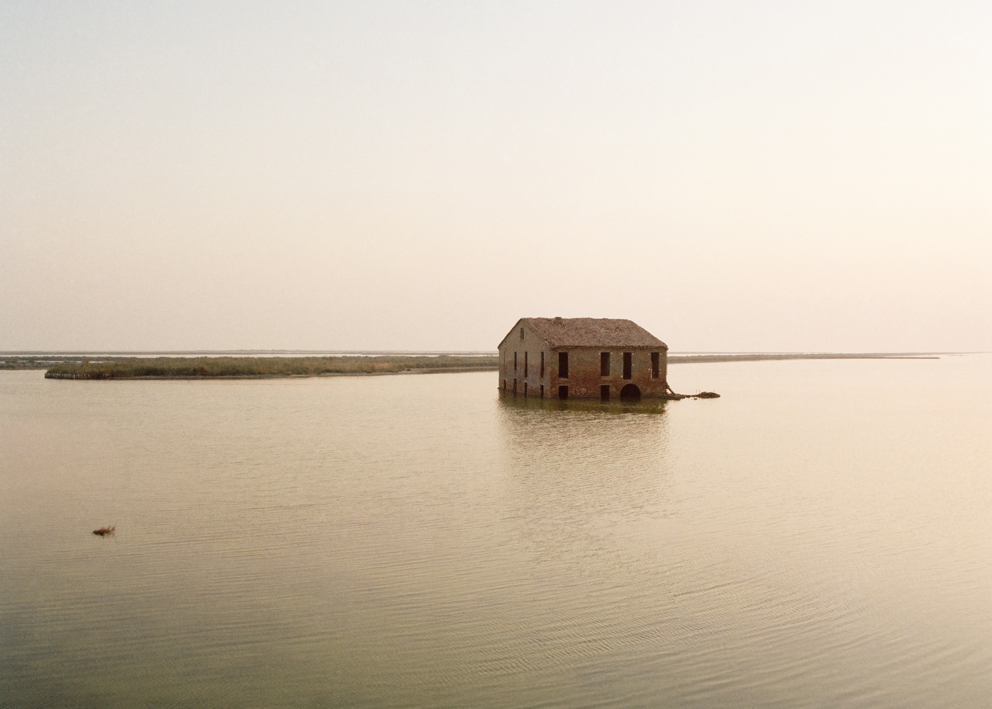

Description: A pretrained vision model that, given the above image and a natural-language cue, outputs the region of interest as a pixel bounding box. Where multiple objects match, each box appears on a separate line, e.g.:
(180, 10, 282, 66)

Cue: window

(502, 379, 506, 390)
(540, 384, 544, 398)
(520, 327, 525, 340)
(514, 352, 517, 373)
(558, 351, 569, 379)
(523, 382, 528, 396)
(623, 352, 632, 380)
(513, 378, 517, 393)
(524, 352, 528, 378)
(540, 352, 545, 378)
(651, 352, 660, 379)
(600, 385, 610, 401)
(600, 352, 610, 377)
(558, 385, 568, 399)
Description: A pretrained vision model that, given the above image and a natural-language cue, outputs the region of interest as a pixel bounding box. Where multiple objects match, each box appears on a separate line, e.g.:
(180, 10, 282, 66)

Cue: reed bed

(45, 355, 498, 379)
(2, 356, 79, 370)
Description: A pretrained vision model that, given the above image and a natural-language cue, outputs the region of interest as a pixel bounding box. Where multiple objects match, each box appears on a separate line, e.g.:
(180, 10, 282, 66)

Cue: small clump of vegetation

(45, 355, 498, 380)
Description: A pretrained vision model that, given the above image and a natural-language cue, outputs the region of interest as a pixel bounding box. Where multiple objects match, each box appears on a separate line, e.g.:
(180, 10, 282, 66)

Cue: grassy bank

(2, 356, 76, 370)
(45, 355, 499, 379)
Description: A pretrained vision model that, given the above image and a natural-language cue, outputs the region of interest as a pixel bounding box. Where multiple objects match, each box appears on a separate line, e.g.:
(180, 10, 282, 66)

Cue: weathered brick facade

(497, 317, 670, 400)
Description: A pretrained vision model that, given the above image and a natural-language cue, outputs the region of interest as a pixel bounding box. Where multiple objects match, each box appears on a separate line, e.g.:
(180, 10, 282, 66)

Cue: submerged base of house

(498, 380, 677, 401)
(498, 385, 716, 402)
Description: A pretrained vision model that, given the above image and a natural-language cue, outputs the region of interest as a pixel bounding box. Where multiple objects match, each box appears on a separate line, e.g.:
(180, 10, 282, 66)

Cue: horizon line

(1, 349, 986, 356)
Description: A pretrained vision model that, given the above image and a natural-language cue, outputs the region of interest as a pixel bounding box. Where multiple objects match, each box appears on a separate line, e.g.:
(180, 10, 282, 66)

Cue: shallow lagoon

(2, 356, 991, 708)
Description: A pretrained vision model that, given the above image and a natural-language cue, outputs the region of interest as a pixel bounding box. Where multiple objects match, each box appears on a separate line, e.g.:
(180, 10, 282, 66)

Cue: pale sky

(1, 1, 989, 352)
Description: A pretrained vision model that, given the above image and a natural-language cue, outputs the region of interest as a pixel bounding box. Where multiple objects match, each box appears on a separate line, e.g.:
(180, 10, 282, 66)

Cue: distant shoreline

(44, 366, 499, 380)
(667, 353, 941, 364)
(0, 351, 947, 379)
(39, 355, 500, 380)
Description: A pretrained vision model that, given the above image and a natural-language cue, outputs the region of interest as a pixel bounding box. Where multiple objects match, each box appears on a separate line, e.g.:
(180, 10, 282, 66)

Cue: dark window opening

(651, 352, 660, 379)
(540, 385, 544, 398)
(600, 385, 610, 401)
(623, 352, 632, 380)
(514, 352, 517, 373)
(513, 378, 517, 393)
(523, 382, 528, 396)
(600, 352, 610, 377)
(558, 385, 568, 400)
(520, 327, 525, 340)
(558, 351, 569, 379)
(524, 352, 528, 378)
(540, 352, 545, 378)
(502, 379, 506, 390)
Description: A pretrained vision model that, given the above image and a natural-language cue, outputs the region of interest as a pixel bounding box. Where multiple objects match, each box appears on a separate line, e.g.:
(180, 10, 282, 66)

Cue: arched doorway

(620, 383, 641, 401)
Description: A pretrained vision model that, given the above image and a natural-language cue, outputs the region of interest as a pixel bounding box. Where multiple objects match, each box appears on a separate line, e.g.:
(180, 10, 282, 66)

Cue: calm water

(2, 357, 991, 708)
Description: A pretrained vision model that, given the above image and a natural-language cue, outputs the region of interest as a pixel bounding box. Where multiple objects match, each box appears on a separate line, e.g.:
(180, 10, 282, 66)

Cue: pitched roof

(521, 318, 667, 349)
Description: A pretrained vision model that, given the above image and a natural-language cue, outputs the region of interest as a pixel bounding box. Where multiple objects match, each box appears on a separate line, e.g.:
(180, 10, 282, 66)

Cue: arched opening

(620, 383, 641, 401)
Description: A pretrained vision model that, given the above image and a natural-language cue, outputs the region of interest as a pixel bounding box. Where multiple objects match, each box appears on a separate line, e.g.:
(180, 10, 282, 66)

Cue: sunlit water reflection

(1, 357, 990, 707)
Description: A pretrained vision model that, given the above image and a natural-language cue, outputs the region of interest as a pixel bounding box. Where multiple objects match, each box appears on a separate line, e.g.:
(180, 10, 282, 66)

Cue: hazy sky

(2, 1, 989, 352)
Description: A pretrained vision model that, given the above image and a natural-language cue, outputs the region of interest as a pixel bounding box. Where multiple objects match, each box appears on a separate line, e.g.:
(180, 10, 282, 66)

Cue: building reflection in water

(494, 390, 675, 580)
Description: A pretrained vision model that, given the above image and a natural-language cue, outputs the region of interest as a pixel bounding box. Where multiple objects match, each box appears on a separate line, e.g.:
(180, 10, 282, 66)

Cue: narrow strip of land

(0, 351, 948, 378)
(40, 355, 499, 379)
(667, 353, 940, 364)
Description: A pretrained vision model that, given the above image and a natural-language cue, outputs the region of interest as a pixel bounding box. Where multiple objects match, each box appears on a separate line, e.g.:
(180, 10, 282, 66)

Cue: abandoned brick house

(497, 317, 669, 400)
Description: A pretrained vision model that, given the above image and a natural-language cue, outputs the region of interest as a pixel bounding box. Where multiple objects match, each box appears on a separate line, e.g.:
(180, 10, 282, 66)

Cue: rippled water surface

(2, 357, 991, 708)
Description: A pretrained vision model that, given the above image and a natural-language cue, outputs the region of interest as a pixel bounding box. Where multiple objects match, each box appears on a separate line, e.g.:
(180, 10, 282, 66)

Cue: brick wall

(499, 321, 668, 399)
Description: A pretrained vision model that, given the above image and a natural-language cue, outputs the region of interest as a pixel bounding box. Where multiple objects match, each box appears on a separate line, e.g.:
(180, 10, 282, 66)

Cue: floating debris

(666, 389, 721, 400)
(93, 526, 116, 536)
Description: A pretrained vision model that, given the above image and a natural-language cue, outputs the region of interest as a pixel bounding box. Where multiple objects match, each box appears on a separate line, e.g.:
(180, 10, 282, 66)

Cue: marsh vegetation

(44, 355, 498, 379)
(2, 356, 83, 370)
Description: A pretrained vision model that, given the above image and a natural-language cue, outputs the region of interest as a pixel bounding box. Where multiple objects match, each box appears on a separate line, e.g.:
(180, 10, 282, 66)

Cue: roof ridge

(506, 317, 667, 349)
